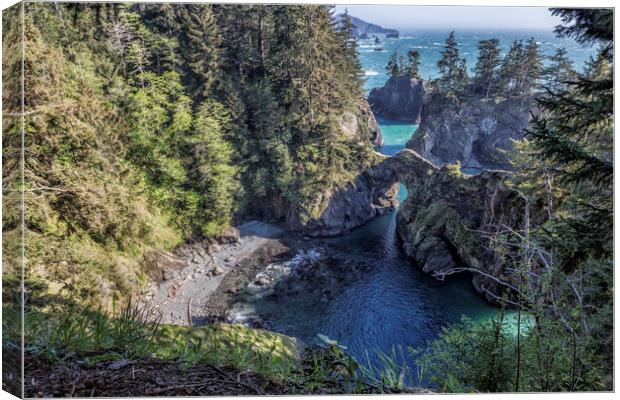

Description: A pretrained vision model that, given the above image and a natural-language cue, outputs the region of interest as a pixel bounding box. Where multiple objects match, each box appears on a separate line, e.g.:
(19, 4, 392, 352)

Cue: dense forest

(1, 2, 614, 396)
(3, 2, 378, 306)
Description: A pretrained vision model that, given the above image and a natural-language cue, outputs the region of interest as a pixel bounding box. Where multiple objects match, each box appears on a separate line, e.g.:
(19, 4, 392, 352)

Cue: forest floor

(21, 350, 287, 397)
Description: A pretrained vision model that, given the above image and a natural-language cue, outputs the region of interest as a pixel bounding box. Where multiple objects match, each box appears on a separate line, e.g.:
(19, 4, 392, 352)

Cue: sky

(333, 5, 562, 31)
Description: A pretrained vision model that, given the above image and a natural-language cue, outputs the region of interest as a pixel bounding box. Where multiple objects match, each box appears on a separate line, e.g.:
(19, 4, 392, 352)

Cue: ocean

(359, 28, 598, 93)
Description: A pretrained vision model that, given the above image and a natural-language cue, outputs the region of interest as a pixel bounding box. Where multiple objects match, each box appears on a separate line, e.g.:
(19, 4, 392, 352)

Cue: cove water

(229, 29, 581, 383)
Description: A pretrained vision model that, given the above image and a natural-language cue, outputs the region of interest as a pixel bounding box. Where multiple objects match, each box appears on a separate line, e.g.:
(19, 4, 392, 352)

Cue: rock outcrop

(407, 94, 533, 170)
(286, 153, 399, 237)
(293, 147, 545, 302)
(336, 14, 399, 38)
(368, 76, 429, 123)
(339, 98, 384, 147)
(384, 149, 548, 303)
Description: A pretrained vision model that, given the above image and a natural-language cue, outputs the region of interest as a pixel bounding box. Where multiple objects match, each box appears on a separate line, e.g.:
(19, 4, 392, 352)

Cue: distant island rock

(368, 76, 429, 123)
(337, 14, 399, 38)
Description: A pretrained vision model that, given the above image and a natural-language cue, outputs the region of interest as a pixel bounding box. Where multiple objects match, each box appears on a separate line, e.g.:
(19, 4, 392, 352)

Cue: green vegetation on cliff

(2, 2, 373, 307)
(1, 3, 396, 396)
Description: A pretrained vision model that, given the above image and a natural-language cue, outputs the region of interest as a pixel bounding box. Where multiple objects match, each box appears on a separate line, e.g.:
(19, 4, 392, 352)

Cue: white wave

(288, 248, 322, 270)
(365, 69, 379, 76)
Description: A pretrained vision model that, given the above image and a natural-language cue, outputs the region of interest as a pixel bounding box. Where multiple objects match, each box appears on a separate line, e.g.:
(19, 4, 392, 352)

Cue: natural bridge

(290, 148, 538, 303)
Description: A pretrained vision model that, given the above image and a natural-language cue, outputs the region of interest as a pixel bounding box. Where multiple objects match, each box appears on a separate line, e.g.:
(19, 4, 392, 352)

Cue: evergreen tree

(543, 47, 576, 91)
(498, 38, 541, 99)
(519, 37, 543, 99)
(473, 38, 501, 99)
(436, 31, 467, 93)
(524, 7, 613, 386)
(180, 4, 221, 98)
(386, 49, 400, 77)
(187, 100, 239, 236)
(338, 9, 364, 101)
(406, 50, 421, 79)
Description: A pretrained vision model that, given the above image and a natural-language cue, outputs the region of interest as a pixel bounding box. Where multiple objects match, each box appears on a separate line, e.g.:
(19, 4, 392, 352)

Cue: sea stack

(367, 76, 429, 123)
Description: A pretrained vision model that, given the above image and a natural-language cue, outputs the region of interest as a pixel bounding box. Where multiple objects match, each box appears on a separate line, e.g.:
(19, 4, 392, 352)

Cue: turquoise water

(359, 28, 598, 93)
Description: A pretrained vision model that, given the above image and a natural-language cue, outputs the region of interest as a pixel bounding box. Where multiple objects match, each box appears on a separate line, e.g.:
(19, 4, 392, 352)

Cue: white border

(0, 1, 616, 400)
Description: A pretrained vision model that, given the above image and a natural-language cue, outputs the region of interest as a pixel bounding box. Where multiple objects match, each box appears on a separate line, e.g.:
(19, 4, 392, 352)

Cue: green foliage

(473, 38, 501, 99)
(543, 47, 576, 91)
(418, 10, 613, 393)
(385, 49, 421, 80)
(187, 100, 239, 236)
(498, 38, 542, 99)
(406, 50, 421, 79)
(436, 31, 468, 94)
(386, 50, 400, 77)
(414, 313, 610, 392)
(3, 2, 374, 308)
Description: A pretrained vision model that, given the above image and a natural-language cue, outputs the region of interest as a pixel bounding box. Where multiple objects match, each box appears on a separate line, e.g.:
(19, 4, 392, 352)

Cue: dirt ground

(21, 351, 286, 397)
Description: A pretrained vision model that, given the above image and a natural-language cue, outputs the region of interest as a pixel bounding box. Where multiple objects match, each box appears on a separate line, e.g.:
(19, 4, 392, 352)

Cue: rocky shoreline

(147, 221, 286, 325)
(148, 220, 384, 330)
(148, 150, 532, 328)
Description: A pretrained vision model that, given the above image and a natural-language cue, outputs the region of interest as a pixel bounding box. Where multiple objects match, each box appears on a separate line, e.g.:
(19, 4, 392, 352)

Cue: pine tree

(521, 9, 613, 386)
(188, 100, 239, 236)
(338, 8, 364, 101)
(473, 38, 501, 99)
(180, 4, 221, 98)
(519, 37, 543, 99)
(498, 40, 524, 97)
(406, 50, 421, 79)
(543, 47, 575, 91)
(386, 49, 400, 77)
(437, 31, 467, 93)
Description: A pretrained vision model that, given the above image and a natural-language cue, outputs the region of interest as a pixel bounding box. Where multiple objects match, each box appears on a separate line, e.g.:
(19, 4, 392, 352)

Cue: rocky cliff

(390, 149, 548, 303)
(338, 98, 384, 147)
(367, 76, 429, 123)
(285, 100, 395, 236)
(286, 143, 549, 301)
(287, 152, 399, 237)
(297, 147, 546, 302)
(407, 94, 533, 170)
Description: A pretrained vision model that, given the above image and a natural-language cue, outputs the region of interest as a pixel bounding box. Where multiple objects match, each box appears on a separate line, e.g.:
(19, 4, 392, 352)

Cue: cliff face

(391, 150, 549, 303)
(287, 143, 548, 302)
(285, 100, 394, 236)
(367, 76, 429, 123)
(286, 162, 399, 236)
(407, 95, 532, 170)
(338, 98, 384, 147)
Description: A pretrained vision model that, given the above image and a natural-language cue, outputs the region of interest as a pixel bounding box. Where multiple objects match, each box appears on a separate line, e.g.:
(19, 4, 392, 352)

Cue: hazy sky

(333, 5, 561, 30)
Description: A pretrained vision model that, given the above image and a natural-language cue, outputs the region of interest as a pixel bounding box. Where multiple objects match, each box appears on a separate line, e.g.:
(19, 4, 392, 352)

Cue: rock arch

(291, 148, 538, 303)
